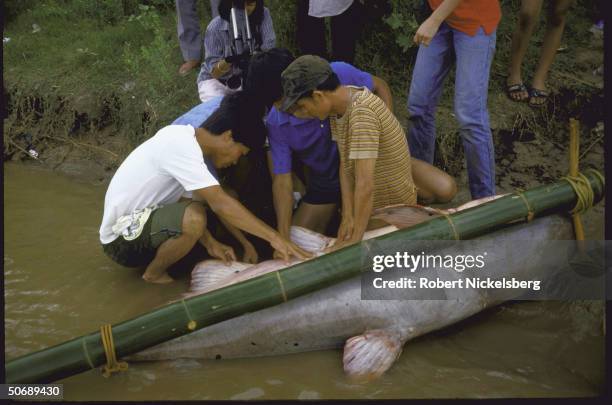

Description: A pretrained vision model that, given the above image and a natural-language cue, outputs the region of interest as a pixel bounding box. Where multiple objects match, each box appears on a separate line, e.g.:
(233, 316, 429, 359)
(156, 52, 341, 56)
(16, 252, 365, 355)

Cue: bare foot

(179, 60, 200, 76)
(142, 272, 174, 284)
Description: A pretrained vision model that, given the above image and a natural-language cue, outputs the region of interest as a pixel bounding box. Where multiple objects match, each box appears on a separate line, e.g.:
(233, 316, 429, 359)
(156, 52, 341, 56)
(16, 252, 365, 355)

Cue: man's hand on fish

(336, 214, 354, 242)
(205, 239, 237, 265)
(270, 235, 312, 264)
(242, 241, 259, 264)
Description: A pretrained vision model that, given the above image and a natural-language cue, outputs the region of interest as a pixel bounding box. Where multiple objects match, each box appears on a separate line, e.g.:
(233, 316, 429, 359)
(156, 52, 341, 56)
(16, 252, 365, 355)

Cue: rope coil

(585, 168, 605, 188)
(100, 324, 128, 378)
(561, 172, 596, 214)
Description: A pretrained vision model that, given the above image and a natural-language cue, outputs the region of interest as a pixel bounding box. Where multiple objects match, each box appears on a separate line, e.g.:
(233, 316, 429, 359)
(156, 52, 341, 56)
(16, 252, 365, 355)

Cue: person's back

(331, 87, 416, 209)
(100, 124, 215, 244)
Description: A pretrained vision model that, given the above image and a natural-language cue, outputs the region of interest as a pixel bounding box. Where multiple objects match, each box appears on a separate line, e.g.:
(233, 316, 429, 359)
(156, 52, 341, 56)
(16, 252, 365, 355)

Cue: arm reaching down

(272, 172, 295, 239)
(196, 185, 311, 262)
(414, 0, 462, 46)
(217, 217, 258, 263)
(336, 153, 355, 242)
(330, 158, 375, 252)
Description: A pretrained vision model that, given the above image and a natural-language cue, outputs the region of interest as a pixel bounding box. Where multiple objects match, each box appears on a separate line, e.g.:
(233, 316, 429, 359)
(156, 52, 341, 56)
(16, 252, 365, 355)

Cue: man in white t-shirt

(100, 93, 310, 284)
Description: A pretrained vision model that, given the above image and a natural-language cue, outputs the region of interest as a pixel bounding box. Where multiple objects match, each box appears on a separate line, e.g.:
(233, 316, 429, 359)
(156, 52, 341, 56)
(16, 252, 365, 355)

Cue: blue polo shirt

(266, 62, 374, 180)
(172, 96, 224, 180)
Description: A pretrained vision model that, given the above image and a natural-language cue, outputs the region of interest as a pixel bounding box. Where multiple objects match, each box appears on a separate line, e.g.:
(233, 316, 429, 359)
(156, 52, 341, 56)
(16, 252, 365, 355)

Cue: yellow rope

(564, 119, 603, 241)
(585, 168, 605, 188)
(440, 213, 460, 240)
(180, 299, 197, 331)
(515, 191, 535, 222)
(561, 172, 595, 214)
(275, 271, 288, 302)
(100, 324, 128, 378)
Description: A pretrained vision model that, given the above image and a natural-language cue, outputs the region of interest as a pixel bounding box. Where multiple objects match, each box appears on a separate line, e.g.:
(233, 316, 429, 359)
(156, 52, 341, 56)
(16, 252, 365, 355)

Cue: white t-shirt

(99, 125, 219, 244)
(308, 0, 353, 18)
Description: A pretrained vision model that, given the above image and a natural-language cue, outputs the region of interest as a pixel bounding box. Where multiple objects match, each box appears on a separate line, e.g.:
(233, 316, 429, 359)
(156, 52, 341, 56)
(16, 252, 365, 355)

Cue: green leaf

(384, 13, 403, 30)
(397, 34, 413, 52)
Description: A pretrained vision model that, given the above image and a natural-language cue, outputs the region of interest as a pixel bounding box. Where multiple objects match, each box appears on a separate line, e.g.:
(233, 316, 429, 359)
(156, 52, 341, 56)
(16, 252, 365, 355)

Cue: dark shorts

(102, 201, 193, 268)
(301, 172, 341, 205)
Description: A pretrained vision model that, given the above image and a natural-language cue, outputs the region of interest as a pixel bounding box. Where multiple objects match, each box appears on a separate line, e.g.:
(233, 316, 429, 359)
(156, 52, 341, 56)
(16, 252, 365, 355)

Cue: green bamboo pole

(5, 171, 604, 384)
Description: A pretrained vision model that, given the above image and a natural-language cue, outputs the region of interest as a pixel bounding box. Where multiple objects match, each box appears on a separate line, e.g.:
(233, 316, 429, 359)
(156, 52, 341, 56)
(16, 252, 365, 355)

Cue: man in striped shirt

(280, 56, 441, 251)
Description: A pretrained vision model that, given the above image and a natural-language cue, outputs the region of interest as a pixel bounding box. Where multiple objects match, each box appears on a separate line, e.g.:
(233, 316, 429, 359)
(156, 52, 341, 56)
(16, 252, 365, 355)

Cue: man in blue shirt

(246, 49, 456, 245)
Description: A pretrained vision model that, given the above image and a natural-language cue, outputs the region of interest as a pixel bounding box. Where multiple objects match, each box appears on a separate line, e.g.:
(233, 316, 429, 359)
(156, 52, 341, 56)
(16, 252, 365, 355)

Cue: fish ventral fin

(189, 260, 252, 293)
(343, 329, 403, 382)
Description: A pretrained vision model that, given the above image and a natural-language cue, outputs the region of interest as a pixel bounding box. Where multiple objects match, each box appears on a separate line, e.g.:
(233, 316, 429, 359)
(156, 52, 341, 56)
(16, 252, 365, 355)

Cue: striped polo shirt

(330, 87, 417, 210)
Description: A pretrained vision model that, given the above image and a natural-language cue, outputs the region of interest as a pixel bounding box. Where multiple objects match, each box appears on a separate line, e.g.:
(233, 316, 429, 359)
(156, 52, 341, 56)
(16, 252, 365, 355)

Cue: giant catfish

(131, 197, 573, 380)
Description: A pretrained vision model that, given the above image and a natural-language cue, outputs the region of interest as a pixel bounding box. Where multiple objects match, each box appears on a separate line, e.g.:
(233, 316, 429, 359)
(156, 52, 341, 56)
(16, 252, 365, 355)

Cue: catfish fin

(290, 226, 334, 253)
(189, 260, 252, 294)
(343, 329, 404, 382)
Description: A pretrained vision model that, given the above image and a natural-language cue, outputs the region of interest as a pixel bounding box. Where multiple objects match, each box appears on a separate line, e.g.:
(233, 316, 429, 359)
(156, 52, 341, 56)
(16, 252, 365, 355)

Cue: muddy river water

(3, 162, 605, 400)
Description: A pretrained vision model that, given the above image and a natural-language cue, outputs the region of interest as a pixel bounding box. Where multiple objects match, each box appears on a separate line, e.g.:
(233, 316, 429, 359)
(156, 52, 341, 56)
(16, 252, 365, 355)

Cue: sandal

(506, 82, 529, 102)
(528, 88, 549, 108)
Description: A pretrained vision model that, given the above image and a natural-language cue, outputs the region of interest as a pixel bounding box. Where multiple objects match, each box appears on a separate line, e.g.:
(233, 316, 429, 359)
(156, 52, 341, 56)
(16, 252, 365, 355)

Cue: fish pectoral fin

(342, 329, 403, 382)
(189, 260, 252, 293)
(289, 225, 334, 253)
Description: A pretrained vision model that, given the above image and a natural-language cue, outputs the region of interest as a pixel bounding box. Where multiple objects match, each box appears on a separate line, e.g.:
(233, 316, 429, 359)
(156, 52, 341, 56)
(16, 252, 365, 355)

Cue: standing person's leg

(507, 0, 544, 101)
(296, 0, 327, 59)
(330, 0, 364, 63)
(210, 0, 220, 18)
(407, 23, 454, 164)
(454, 27, 497, 199)
(176, 0, 203, 75)
(529, 0, 572, 106)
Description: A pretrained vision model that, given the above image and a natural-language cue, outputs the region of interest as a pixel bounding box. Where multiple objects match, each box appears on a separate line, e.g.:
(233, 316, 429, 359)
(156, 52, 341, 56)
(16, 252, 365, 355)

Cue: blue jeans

(407, 23, 497, 198)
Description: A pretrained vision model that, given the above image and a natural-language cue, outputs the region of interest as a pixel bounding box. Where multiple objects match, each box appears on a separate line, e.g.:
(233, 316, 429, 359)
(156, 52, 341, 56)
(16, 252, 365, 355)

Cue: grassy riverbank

(3, 0, 604, 186)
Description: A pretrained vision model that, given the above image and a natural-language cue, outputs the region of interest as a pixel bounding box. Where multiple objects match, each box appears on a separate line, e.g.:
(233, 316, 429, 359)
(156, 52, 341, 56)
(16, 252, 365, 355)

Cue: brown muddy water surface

(4, 162, 605, 400)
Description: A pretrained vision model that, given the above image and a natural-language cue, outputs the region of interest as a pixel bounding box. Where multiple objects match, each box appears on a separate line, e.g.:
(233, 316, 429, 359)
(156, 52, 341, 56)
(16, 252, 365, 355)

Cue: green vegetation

(3, 0, 602, 174)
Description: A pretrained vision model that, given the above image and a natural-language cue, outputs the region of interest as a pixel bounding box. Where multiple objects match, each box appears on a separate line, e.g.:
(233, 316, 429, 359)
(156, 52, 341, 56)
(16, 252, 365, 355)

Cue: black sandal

(506, 82, 529, 102)
(528, 88, 549, 108)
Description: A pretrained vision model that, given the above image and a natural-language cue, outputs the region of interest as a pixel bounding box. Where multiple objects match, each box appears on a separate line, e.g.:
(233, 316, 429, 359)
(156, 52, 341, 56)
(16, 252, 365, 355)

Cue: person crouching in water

(99, 93, 310, 284)
(279, 55, 426, 251)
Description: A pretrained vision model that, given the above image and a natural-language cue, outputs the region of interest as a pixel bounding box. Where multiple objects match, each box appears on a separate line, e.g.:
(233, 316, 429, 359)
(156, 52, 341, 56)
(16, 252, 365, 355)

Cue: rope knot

(100, 324, 128, 378)
(562, 172, 595, 214)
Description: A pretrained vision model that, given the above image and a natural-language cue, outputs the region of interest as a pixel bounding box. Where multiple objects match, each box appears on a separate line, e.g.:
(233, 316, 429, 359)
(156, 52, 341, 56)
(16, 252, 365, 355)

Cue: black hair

(300, 72, 341, 100)
(244, 48, 295, 109)
(200, 91, 266, 152)
(218, 0, 265, 46)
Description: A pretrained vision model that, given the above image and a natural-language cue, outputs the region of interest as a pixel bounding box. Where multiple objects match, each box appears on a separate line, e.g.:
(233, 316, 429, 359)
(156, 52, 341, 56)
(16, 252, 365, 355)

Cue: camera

(223, 2, 259, 89)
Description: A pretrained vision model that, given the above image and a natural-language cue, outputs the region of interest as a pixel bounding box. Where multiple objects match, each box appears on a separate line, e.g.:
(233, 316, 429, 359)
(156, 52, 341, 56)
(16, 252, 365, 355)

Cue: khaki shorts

(102, 201, 195, 267)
